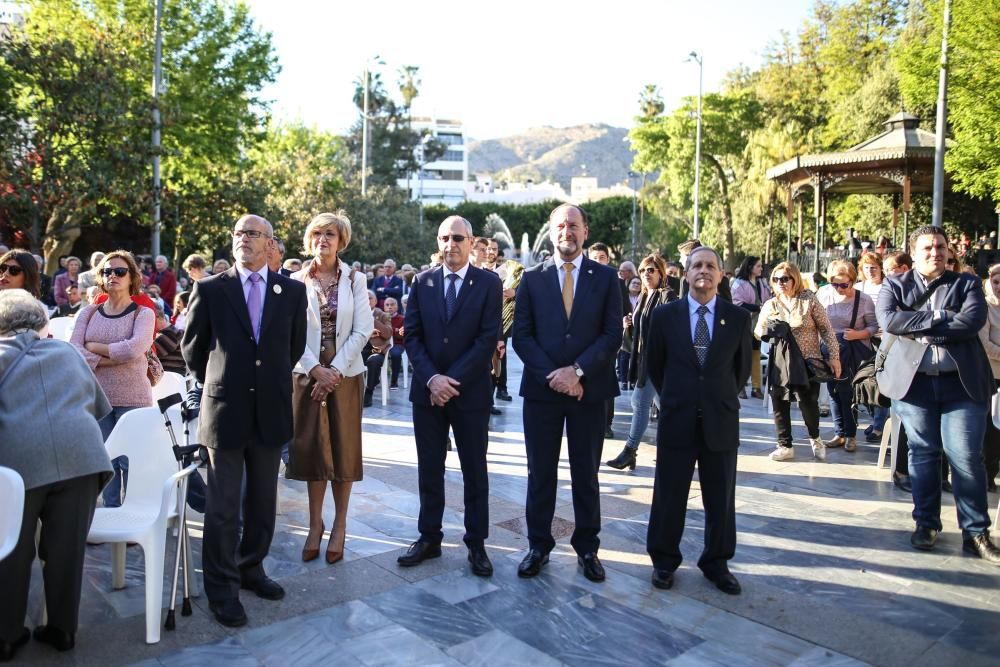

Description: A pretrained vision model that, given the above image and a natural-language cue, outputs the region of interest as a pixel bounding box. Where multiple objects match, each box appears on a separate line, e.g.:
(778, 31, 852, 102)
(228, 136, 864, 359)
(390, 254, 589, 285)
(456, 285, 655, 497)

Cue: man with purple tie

(182, 215, 307, 627)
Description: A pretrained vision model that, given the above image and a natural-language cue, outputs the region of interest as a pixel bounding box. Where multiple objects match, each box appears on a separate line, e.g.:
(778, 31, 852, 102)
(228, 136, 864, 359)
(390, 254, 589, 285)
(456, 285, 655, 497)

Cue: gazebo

(767, 112, 946, 270)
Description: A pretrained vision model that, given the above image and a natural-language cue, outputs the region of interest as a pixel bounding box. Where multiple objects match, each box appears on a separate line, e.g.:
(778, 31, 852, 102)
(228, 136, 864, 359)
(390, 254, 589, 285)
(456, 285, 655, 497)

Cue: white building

(397, 117, 471, 206)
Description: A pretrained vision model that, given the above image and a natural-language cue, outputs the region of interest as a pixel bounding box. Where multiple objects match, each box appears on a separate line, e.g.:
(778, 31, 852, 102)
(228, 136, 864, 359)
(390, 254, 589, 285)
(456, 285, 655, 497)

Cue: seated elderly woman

(0, 289, 112, 660)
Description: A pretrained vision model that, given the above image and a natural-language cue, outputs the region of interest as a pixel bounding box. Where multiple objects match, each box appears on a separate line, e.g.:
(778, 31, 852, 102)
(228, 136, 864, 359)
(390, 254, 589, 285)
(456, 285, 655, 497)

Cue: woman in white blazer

(287, 211, 374, 564)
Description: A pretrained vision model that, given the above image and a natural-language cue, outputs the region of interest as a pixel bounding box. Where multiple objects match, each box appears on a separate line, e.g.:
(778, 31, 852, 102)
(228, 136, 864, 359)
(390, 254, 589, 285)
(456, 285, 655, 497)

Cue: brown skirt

(286, 340, 364, 482)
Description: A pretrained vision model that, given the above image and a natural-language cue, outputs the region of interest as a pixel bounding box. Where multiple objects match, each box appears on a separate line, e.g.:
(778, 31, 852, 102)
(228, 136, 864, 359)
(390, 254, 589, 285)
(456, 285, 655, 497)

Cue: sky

(243, 0, 815, 140)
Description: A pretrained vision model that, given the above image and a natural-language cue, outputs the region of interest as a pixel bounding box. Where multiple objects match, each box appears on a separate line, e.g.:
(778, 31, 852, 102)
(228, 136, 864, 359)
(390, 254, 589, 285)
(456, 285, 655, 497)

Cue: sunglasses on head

(772, 275, 792, 284)
(0, 263, 23, 277)
(830, 282, 851, 289)
(102, 267, 130, 278)
(438, 234, 467, 243)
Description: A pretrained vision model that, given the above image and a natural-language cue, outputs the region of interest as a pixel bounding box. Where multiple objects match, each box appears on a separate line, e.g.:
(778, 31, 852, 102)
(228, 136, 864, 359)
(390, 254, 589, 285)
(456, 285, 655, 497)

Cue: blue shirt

(687, 293, 717, 343)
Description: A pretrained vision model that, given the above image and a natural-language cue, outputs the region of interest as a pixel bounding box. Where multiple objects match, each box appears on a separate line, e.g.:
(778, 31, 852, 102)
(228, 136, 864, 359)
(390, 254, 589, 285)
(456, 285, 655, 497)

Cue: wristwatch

(573, 363, 584, 378)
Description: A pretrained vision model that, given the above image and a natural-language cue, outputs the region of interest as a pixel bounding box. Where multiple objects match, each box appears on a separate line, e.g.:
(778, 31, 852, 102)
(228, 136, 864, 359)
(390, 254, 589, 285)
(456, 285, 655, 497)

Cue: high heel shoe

(326, 528, 345, 564)
(606, 446, 637, 471)
(302, 522, 325, 562)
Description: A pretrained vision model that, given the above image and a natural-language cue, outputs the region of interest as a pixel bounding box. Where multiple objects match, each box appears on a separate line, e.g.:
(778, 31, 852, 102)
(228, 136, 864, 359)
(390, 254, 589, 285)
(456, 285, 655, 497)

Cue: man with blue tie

(644, 246, 751, 594)
(398, 216, 502, 576)
(513, 204, 623, 582)
(182, 215, 307, 627)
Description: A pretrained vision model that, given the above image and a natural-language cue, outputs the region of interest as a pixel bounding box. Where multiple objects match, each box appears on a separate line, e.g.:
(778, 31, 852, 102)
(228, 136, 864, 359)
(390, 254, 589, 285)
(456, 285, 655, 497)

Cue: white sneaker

(769, 446, 794, 461)
(810, 437, 826, 461)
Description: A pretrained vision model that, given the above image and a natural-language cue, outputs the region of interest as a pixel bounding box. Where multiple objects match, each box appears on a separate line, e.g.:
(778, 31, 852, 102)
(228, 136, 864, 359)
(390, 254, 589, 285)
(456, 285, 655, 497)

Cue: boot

(363, 388, 374, 408)
(606, 446, 637, 471)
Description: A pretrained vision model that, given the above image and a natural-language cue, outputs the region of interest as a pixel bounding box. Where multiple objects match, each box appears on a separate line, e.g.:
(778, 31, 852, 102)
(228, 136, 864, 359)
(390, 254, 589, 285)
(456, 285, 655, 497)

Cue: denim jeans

(871, 405, 889, 434)
(389, 346, 403, 386)
(625, 380, 660, 451)
(616, 351, 630, 385)
(893, 373, 990, 537)
(99, 405, 140, 507)
(826, 379, 857, 437)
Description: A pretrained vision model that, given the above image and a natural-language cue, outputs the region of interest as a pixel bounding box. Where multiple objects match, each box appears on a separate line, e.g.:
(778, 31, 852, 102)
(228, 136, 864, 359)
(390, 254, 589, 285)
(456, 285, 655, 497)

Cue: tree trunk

(41, 209, 82, 277)
(705, 154, 736, 270)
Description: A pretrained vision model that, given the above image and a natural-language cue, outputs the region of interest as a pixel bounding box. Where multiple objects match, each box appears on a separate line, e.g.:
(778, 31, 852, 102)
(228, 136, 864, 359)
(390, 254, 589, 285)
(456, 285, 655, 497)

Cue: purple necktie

(247, 272, 263, 341)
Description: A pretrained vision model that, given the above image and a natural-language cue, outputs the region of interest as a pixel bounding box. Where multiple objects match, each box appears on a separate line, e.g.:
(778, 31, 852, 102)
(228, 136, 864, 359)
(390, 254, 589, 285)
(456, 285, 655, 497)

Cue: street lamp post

(688, 50, 704, 240)
(150, 0, 164, 257)
(931, 0, 951, 227)
(628, 171, 638, 260)
(360, 65, 369, 197)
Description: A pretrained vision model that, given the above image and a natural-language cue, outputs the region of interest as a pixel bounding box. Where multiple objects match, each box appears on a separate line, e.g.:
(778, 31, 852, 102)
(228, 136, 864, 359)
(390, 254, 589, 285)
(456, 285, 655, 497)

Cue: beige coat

(978, 297, 1000, 380)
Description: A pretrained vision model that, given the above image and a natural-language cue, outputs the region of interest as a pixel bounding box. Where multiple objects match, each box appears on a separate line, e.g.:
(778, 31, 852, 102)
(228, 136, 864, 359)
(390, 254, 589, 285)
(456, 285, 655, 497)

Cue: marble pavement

(12, 352, 1000, 666)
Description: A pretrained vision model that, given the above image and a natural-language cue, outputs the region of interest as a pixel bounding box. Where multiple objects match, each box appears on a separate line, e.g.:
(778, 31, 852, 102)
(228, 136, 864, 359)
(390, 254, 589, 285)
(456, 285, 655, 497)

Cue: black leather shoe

(490, 406, 502, 415)
(651, 568, 674, 590)
(988, 480, 998, 493)
(605, 446, 637, 471)
(0, 627, 29, 661)
(963, 531, 1000, 565)
(911, 525, 939, 551)
(705, 571, 741, 595)
(604, 427, 615, 439)
(738, 388, 748, 399)
(209, 599, 248, 628)
(517, 549, 549, 577)
(892, 471, 912, 493)
(467, 544, 494, 577)
(397, 540, 442, 567)
(942, 479, 953, 493)
(496, 389, 512, 402)
(578, 552, 606, 582)
(241, 575, 285, 600)
(32, 625, 75, 651)
(750, 388, 765, 400)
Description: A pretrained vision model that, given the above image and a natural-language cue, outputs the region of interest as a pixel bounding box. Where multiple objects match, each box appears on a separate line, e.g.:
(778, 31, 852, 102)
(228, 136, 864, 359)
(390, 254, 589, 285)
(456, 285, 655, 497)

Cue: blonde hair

(302, 211, 352, 256)
(770, 261, 804, 297)
(827, 259, 858, 283)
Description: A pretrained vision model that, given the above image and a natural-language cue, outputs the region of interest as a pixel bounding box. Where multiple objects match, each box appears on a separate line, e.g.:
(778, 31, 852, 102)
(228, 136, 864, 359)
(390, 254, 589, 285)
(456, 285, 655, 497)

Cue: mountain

(467, 124, 636, 191)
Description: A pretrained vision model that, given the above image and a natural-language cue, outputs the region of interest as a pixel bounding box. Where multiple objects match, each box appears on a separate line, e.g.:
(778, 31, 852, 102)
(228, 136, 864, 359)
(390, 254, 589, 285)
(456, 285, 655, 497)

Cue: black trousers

(365, 353, 385, 392)
(0, 474, 101, 641)
(523, 398, 605, 555)
(202, 443, 281, 602)
(647, 419, 737, 576)
(771, 383, 821, 447)
(412, 403, 490, 546)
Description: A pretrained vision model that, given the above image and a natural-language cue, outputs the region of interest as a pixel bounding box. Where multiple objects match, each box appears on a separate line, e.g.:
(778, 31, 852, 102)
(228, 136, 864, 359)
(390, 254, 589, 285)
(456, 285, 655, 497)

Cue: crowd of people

(2, 215, 1000, 660)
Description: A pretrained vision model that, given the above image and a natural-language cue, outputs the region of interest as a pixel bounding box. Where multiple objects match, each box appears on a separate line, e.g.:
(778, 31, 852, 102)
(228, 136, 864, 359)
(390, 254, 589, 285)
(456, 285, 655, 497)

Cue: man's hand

(497, 340, 506, 359)
(429, 374, 461, 406)
(546, 366, 580, 394)
(566, 382, 584, 401)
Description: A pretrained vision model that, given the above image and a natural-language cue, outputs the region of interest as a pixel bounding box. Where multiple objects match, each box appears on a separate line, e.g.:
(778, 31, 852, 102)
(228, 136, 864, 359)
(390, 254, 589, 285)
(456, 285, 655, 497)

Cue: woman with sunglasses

(606, 254, 677, 471)
(0, 250, 42, 299)
(70, 250, 155, 507)
(816, 259, 878, 452)
(755, 262, 839, 461)
(731, 256, 772, 399)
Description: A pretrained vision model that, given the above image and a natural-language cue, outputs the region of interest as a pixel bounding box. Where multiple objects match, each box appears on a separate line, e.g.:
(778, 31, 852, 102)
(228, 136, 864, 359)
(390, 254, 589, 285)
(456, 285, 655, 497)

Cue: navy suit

(182, 267, 306, 602)
(373, 273, 404, 309)
(404, 264, 502, 545)
(512, 256, 622, 555)
(645, 296, 751, 576)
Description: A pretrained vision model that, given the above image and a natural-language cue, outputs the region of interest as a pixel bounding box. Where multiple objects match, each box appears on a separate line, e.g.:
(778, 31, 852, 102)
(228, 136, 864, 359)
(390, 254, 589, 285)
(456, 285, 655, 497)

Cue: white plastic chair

(88, 407, 198, 644)
(877, 410, 901, 471)
(402, 350, 410, 389)
(380, 354, 390, 406)
(152, 371, 187, 403)
(0, 467, 25, 562)
(45, 317, 75, 341)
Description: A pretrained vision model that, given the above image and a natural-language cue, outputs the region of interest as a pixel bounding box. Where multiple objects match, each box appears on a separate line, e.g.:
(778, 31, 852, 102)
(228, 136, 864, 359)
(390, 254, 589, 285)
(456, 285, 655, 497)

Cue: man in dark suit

(398, 216, 502, 577)
(182, 214, 307, 627)
(513, 204, 623, 582)
(645, 246, 751, 595)
(373, 258, 404, 309)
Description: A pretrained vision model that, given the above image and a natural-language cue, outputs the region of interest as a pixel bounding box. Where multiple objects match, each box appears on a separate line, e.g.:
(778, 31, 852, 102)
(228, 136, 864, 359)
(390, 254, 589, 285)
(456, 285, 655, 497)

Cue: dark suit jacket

(876, 270, 992, 403)
(373, 274, 404, 308)
(647, 296, 751, 452)
(512, 256, 623, 403)
(404, 264, 502, 410)
(182, 267, 307, 449)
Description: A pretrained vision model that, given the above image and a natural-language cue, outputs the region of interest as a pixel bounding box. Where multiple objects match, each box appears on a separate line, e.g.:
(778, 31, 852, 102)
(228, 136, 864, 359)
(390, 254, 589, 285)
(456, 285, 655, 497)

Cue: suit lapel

(449, 265, 477, 321)
(544, 259, 569, 326)
(569, 258, 596, 326)
(334, 260, 350, 342)
(705, 299, 728, 366)
(258, 270, 278, 341)
(222, 268, 254, 338)
(676, 299, 700, 367)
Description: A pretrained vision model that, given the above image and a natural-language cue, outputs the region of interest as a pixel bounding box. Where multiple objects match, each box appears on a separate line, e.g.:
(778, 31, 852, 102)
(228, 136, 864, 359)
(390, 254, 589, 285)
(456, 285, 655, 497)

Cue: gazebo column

(814, 178, 823, 272)
(797, 199, 804, 261)
(903, 172, 912, 243)
(892, 193, 900, 248)
(786, 188, 793, 261)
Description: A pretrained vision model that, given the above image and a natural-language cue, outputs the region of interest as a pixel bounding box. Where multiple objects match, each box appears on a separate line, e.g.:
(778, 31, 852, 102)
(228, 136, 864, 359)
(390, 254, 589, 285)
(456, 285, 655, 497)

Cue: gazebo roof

(766, 113, 948, 195)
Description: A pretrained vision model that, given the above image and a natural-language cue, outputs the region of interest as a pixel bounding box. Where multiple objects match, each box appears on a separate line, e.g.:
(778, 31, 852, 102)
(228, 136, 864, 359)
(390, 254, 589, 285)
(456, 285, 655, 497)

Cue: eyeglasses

(102, 267, 130, 278)
(0, 263, 23, 277)
(233, 229, 271, 240)
(438, 234, 467, 243)
(772, 275, 792, 284)
(830, 282, 851, 289)
(639, 267, 658, 274)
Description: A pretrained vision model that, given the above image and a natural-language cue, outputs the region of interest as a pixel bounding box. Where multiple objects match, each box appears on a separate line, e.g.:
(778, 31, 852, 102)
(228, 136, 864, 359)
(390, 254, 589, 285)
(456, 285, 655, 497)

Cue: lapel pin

(273, 284, 282, 295)
(588, 269, 593, 274)
(720, 319, 725, 326)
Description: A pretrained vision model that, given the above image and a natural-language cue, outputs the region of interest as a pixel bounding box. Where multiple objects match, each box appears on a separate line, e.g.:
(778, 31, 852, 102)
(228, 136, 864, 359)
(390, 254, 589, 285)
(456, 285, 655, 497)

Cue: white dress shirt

(555, 253, 584, 298)
(442, 262, 471, 298)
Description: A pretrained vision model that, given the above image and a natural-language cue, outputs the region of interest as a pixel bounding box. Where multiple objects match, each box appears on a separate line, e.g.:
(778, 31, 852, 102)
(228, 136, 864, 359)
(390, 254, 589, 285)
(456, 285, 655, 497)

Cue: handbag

(805, 357, 836, 383)
(874, 279, 948, 400)
(992, 388, 1000, 430)
(838, 294, 875, 379)
(132, 308, 163, 386)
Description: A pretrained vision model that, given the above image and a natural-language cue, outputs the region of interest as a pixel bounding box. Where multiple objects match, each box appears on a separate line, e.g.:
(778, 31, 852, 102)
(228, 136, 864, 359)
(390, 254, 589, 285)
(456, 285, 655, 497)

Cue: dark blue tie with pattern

(694, 305, 710, 366)
(445, 273, 459, 319)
